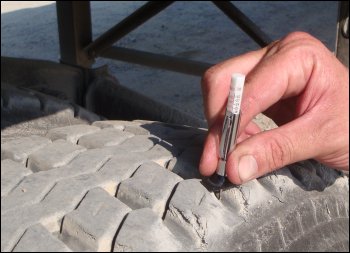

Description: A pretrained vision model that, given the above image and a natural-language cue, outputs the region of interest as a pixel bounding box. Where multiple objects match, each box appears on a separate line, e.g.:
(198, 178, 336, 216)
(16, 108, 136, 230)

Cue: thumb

(226, 114, 320, 184)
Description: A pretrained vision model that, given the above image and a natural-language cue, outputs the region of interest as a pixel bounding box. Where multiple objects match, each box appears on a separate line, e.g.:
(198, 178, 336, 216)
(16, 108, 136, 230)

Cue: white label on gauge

(227, 73, 245, 114)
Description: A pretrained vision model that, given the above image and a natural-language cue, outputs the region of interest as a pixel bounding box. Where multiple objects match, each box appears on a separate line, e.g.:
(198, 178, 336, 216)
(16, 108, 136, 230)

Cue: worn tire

(1, 85, 103, 144)
(1, 89, 349, 252)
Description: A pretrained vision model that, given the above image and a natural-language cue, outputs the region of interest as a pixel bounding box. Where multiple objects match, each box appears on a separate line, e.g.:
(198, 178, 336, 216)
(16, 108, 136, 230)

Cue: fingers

(200, 32, 320, 180)
(225, 113, 321, 184)
(199, 120, 221, 177)
(199, 121, 261, 176)
(200, 32, 349, 183)
(240, 56, 308, 130)
(199, 48, 269, 178)
(236, 120, 261, 143)
(238, 33, 318, 130)
(201, 48, 269, 127)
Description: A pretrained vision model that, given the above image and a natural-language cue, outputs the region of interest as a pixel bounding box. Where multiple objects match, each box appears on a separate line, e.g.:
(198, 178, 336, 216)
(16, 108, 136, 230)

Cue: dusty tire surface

(1, 89, 349, 252)
(1, 85, 103, 144)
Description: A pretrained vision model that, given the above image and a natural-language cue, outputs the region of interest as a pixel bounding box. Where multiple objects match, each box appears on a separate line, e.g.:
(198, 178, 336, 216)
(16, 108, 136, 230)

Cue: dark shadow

(255, 159, 347, 194)
(286, 159, 346, 191)
(1, 82, 101, 142)
(1, 56, 206, 138)
(85, 72, 206, 128)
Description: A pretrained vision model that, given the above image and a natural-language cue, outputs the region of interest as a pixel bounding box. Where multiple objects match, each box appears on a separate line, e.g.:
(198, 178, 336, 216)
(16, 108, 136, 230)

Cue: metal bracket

(335, 1, 349, 67)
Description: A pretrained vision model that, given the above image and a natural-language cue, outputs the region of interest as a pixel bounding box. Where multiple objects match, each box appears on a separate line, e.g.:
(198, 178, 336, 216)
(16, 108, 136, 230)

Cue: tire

(1, 89, 349, 252)
(1, 85, 103, 144)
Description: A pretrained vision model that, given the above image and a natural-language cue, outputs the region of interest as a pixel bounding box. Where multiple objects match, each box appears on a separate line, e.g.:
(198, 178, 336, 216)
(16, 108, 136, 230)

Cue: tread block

(1, 204, 52, 252)
(1, 135, 51, 164)
(117, 135, 159, 152)
(60, 148, 114, 177)
(97, 153, 146, 183)
(92, 120, 150, 134)
(97, 151, 181, 195)
(117, 162, 182, 216)
(77, 128, 134, 149)
(27, 140, 86, 172)
(167, 147, 203, 179)
(62, 188, 131, 251)
(1, 120, 348, 252)
(13, 224, 71, 252)
(164, 179, 236, 248)
(144, 142, 180, 167)
(1, 173, 55, 213)
(2, 148, 113, 213)
(92, 120, 142, 130)
(46, 124, 100, 143)
(40, 174, 99, 211)
(114, 208, 182, 252)
(220, 179, 271, 215)
(1, 159, 32, 197)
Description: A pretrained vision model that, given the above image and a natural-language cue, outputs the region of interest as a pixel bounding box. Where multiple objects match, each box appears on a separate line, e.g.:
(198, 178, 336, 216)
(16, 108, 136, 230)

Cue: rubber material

(1, 87, 349, 252)
(1, 85, 103, 143)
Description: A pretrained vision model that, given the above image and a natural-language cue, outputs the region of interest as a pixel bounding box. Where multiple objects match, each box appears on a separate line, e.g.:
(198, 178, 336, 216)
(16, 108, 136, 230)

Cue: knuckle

(201, 64, 223, 100)
(279, 32, 322, 55)
(289, 33, 325, 53)
(282, 31, 315, 43)
(201, 66, 218, 89)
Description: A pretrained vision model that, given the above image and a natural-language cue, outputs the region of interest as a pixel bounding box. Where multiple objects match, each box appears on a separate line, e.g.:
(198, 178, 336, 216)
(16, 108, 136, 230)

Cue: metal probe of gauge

(205, 73, 245, 196)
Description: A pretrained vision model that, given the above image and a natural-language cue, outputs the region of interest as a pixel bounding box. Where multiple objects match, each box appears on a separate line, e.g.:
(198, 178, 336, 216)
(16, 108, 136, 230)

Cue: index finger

(238, 35, 318, 132)
(201, 47, 270, 127)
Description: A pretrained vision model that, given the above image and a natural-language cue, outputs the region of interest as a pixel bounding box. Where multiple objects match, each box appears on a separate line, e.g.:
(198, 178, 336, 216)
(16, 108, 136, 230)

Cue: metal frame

(57, 1, 348, 75)
(56, 1, 272, 76)
(212, 1, 272, 47)
(55, 1, 348, 125)
(335, 1, 349, 67)
(56, 2, 93, 67)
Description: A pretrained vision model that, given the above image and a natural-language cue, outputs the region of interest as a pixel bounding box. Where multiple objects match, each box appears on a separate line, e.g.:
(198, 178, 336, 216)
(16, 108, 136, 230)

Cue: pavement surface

(1, 1, 339, 126)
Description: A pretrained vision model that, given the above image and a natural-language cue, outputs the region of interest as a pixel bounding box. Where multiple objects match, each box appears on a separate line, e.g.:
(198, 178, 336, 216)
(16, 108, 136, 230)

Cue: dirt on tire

(1, 87, 349, 252)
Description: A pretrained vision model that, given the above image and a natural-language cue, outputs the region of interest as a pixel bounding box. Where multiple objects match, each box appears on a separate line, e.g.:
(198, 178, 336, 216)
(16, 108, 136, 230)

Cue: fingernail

(238, 155, 258, 182)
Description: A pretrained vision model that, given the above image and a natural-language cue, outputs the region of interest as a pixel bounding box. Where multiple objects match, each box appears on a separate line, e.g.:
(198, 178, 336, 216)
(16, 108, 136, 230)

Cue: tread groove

(10, 229, 27, 252)
(1, 99, 348, 252)
(162, 182, 180, 220)
(111, 213, 129, 252)
(40, 182, 58, 203)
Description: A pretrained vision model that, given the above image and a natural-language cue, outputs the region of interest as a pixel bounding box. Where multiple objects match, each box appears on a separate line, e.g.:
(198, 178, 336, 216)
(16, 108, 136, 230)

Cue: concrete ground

(1, 1, 339, 127)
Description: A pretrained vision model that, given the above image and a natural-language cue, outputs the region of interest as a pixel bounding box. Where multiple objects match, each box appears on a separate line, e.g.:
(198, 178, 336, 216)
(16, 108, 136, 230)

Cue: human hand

(199, 32, 349, 185)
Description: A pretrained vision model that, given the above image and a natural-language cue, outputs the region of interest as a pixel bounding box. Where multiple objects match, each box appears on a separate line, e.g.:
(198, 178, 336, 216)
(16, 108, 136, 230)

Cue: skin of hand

(199, 32, 349, 185)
